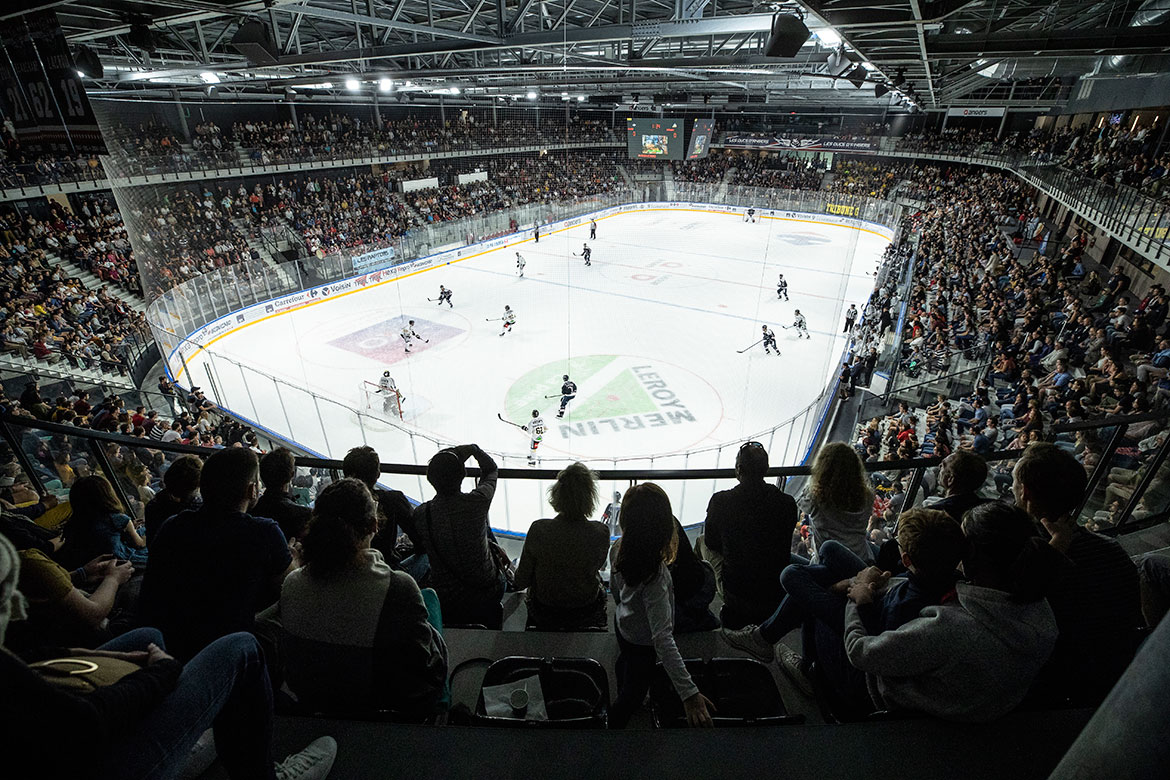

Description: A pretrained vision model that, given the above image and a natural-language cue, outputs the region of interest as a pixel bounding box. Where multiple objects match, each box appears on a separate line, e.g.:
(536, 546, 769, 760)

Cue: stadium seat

(473, 656, 609, 728)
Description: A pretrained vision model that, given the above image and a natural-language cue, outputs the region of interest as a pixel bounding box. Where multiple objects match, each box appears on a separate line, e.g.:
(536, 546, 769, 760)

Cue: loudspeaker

(846, 66, 868, 89)
(127, 22, 156, 53)
(875, 83, 890, 98)
(231, 20, 278, 65)
(764, 14, 811, 58)
(74, 45, 103, 79)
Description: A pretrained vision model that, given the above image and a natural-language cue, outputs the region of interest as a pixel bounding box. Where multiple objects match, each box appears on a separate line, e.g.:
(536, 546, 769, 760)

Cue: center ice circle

(503, 355, 724, 459)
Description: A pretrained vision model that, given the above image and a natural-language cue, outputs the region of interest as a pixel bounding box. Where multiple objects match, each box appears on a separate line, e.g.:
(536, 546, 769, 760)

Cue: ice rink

(184, 207, 887, 531)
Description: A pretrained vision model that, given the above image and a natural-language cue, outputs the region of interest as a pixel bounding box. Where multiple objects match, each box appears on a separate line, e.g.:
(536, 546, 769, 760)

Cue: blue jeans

(96, 629, 277, 780)
(758, 541, 868, 646)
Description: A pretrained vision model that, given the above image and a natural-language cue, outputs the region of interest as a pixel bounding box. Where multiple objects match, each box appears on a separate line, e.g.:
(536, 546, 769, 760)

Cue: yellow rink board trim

(169, 205, 891, 384)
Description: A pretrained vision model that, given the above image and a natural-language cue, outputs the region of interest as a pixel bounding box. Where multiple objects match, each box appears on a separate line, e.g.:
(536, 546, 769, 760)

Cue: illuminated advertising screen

(687, 119, 715, 160)
(626, 118, 684, 160)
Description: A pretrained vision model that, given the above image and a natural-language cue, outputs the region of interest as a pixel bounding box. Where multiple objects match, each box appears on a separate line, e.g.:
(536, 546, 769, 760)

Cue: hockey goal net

(360, 381, 404, 420)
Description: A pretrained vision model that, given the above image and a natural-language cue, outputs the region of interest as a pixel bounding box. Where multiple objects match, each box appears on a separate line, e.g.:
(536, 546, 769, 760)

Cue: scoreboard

(626, 118, 684, 160)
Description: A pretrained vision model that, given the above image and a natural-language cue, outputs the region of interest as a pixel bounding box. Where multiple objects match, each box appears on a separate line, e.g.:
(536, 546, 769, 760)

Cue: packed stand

(0, 205, 149, 374)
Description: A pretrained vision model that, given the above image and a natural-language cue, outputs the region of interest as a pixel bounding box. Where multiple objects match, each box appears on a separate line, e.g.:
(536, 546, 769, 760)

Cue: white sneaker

(177, 729, 217, 779)
(776, 645, 815, 698)
(720, 625, 775, 663)
(275, 736, 337, 780)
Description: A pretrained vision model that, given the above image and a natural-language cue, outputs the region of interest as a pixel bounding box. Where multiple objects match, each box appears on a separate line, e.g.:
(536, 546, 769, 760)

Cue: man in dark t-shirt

(141, 448, 293, 661)
(699, 441, 797, 625)
(1014, 443, 1142, 704)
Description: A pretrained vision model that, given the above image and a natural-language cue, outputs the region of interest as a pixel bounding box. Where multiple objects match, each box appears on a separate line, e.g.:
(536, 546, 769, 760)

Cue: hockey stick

(497, 413, 525, 430)
(543, 393, 565, 398)
(737, 339, 764, 354)
(485, 317, 502, 322)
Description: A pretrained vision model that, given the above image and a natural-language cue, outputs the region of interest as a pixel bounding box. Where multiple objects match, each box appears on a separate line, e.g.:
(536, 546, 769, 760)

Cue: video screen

(627, 118, 684, 160)
(687, 119, 715, 160)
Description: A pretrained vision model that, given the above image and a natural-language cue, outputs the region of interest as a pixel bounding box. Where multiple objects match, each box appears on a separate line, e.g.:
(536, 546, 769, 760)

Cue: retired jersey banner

(723, 136, 879, 152)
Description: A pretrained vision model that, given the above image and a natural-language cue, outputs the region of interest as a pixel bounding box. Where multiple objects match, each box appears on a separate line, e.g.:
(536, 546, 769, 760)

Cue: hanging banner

(945, 107, 1006, 118)
(722, 136, 879, 152)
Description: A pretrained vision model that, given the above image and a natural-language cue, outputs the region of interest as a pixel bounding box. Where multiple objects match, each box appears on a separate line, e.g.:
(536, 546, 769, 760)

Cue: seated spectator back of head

(1013, 442, 1142, 704)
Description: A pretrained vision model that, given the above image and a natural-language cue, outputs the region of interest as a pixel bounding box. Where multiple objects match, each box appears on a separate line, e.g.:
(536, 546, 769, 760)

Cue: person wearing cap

(410, 444, 505, 628)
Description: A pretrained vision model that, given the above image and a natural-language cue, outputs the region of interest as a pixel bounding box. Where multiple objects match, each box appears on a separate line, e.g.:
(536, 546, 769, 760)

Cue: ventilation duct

(1095, 0, 1170, 74)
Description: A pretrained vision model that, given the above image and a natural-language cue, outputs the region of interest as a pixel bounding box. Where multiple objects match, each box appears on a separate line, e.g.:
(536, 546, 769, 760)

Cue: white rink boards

(182, 207, 887, 534)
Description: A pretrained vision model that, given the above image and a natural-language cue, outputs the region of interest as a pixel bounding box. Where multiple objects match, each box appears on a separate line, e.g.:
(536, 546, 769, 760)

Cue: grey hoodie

(843, 581, 1058, 722)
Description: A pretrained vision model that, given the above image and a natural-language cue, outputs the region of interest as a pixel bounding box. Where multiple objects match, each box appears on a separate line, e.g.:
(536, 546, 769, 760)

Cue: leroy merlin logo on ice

(506, 355, 702, 440)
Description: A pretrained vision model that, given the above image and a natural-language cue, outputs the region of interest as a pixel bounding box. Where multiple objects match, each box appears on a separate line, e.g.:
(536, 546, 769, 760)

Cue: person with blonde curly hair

(513, 462, 610, 630)
(800, 442, 875, 565)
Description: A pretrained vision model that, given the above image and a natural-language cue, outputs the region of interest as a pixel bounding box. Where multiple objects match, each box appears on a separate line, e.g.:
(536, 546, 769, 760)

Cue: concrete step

(42, 251, 147, 313)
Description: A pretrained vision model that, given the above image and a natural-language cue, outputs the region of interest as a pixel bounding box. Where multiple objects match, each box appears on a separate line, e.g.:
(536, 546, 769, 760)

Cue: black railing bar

(1074, 422, 1130, 521)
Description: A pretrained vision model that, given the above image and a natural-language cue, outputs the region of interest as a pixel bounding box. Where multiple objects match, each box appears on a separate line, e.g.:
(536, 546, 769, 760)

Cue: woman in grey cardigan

(799, 442, 875, 564)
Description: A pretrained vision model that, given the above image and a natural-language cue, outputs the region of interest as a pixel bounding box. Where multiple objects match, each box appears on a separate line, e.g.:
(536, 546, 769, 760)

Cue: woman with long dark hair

(609, 483, 714, 728)
(60, 474, 147, 569)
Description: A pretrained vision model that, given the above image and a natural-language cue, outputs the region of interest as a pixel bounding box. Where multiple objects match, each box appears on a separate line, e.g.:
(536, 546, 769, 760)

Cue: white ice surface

(185, 208, 886, 533)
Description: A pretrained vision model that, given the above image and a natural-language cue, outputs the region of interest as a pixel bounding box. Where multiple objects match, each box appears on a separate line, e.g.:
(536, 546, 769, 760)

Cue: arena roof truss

(7, 0, 1168, 113)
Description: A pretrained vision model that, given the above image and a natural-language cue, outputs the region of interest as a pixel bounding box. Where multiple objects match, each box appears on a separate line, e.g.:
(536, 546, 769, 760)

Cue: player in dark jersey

(436, 285, 453, 308)
(582, 244, 592, 266)
(557, 374, 578, 418)
(777, 273, 789, 301)
(761, 325, 780, 356)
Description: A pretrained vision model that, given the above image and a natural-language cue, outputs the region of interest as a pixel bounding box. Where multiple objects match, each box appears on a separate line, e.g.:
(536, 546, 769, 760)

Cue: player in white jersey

(401, 319, 426, 352)
(377, 371, 404, 414)
(522, 409, 545, 466)
(516, 253, 526, 277)
(776, 274, 789, 301)
(436, 285, 453, 308)
(761, 325, 780, 356)
(793, 310, 810, 339)
(557, 374, 578, 418)
(744, 207, 757, 223)
(499, 305, 516, 337)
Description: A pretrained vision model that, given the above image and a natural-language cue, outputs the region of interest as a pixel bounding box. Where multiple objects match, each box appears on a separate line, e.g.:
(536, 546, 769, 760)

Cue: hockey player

(436, 285, 453, 308)
(581, 243, 592, 266)
(601, 491, 622, 536)
(557, 374, 577, 418)
(522, 409, 545, 466)
(401, 319, 426, 352)
(589, 218, 597, 240)
(516, 253, 526, 277)
(534, 224, 541, 243)
(499, 305, 517, 337)
(745, 206, 757, 223)
(377, 370, 404, 415)
(844, 303, 858, 332)
(793, 310, 810, 339)
(776, 274, 789, 301)
(761, 325, 780, 356)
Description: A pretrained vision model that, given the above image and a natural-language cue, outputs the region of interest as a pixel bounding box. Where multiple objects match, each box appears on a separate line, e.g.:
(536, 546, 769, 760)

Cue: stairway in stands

(230, 217, 300, 291)
(41, 250, 146, 314)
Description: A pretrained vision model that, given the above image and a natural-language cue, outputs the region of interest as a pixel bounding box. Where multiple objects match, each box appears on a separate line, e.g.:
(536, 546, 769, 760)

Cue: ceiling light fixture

(345, 78, 360, 91)
(379, 78, 392, 91)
